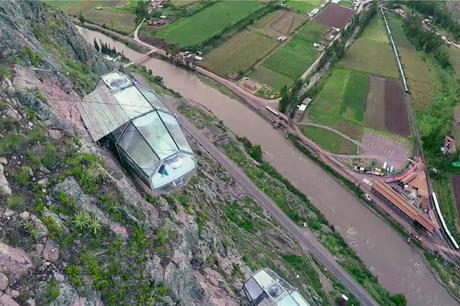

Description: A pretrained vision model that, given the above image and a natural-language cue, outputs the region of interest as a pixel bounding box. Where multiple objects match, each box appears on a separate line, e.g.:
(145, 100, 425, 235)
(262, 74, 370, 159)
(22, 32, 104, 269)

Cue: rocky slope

(0, 1, 335, 305)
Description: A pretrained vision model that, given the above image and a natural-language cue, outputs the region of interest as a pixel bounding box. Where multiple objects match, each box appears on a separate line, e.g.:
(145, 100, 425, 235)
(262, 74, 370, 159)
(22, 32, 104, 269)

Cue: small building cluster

(441, 135, 456, 155)
(78, 72, 196, 192)
(371, 158, 436, 233)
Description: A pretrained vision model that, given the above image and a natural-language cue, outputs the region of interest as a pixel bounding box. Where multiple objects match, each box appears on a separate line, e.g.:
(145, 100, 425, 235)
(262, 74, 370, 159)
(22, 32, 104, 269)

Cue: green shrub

(65, 264, 83, 287)
(13, 167, 32, 186)
(55, 191, 77, 215)
(7, 195, 26, 209)
(0, 134, 27, 155)
(47, 278, 59, 301)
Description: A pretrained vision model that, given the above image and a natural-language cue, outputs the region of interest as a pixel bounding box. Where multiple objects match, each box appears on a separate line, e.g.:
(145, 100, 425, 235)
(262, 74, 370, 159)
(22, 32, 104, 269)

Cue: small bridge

(124, 49, 157, 68)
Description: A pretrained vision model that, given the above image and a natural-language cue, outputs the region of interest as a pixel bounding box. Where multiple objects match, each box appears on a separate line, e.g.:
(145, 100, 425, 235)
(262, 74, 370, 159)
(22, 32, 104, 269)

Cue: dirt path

(301, 122, 362, 146)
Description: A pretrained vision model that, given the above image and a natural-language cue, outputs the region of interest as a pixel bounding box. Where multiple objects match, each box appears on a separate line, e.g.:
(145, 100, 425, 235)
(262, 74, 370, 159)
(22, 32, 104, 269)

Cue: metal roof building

(78, 72, 196, 191)
(243, 268, 311, 306)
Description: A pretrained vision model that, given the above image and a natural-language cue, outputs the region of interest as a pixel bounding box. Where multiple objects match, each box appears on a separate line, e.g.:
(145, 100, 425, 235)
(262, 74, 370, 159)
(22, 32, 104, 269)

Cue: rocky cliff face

(0, 1, 329, 305)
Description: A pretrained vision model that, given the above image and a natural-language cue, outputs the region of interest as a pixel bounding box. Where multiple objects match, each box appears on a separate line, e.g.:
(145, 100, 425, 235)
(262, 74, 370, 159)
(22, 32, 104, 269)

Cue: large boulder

(0, 242, 33, 280)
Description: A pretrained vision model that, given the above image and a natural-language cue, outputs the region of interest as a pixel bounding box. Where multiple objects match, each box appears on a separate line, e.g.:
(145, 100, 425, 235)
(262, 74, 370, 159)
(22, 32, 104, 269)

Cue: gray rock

(0, 272, 8, 291)
(19, 212, 48, 239)
(26, 298, 36, 306)
(0, 164, 12, 196)
(0, 242, 32, 280)
(0, 157, 7, 165)
(8, 289, 19, 298)
(39, 166, 51, 174)
(42, 239, 59, 262)
(0, 293, 20, 306)
(37, 178, 48, 187)
(145, 255, 163, 283)
(49, 283, 79, 306)
(15, 91, 51, 121)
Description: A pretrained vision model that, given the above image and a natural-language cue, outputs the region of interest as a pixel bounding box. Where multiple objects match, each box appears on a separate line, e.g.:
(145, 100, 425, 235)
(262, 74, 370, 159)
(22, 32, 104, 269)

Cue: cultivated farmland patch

(200, 30, 278, 78)
(387, 13, 435, 111)
(300, 125, 359, 155)
(257, 20, 327, 81)
(339, 15, 399, 79)
(44, 0, 122, 15)
(307, 68, 365, 140)
(250, 9, 309, 38)
(249, 66, 293, 91)
(364, 76, 386, 131)
(155, 1, 264, 48)
(314, 3, 355, 29)
(340, 71, 369, 122)
(384, 79, 410, 137)
(83, 8, 136, 34)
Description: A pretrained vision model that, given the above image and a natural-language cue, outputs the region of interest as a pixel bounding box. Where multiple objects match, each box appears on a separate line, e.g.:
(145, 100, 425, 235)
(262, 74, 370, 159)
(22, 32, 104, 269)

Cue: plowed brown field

(384, 79, 410, 137)
(314, 3, 355, 29)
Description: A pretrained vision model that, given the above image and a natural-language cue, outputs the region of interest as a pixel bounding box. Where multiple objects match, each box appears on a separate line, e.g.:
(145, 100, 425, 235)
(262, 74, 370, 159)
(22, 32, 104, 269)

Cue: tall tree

(279, 86, 289, 114)
(93, 38, 100, 52)
(135, 0, 149, 24)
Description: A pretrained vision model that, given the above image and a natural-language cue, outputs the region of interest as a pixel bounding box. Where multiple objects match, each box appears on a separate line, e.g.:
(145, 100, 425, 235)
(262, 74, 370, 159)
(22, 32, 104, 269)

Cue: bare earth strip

(364, 76, 386, 130)
(384, 78, 410, 137)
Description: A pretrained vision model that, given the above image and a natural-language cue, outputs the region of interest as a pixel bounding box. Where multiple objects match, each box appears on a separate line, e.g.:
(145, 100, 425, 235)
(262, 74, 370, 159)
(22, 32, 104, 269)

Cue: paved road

(173, 107, 377, 306)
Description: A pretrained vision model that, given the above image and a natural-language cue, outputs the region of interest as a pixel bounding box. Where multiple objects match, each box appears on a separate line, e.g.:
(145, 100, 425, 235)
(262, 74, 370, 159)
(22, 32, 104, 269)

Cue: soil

(451, 175, 460, 224)
(384, 78, 410, 137)
(314, 4, 355, 29)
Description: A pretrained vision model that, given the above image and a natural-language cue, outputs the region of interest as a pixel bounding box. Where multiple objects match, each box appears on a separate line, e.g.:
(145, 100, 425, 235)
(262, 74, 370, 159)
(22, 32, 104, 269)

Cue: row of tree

(402, 14, 450, 68)
(94, 39, 118, 57)
(399, 1, 460, 41)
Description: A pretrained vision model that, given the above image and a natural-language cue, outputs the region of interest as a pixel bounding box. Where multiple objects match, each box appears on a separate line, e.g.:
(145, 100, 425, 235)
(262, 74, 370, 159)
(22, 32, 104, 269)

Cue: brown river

(78, 26, 457, 306)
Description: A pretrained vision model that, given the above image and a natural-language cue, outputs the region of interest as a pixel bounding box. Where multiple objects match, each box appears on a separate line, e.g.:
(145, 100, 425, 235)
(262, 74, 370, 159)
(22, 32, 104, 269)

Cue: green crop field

(170, 0, 199, 7)
(155, 1, 264, 48)
(250, 20, 326, 90)
(249, 66, 294, 91)
(299, 126, 358, 155)
(44, 0, 137, 33)
(307, 68, 368, 139)
(339, 15, 399, 79)
(43, 0, 129, 15)
(340, 72, 369, 122)
(200, 30, 278, 77)
(84, 8, 137, 33)
(285, 0, 322, 13)
(448, 46, 460, 78)
(261, 21, 326, 79)
(387, 13, 435, 111)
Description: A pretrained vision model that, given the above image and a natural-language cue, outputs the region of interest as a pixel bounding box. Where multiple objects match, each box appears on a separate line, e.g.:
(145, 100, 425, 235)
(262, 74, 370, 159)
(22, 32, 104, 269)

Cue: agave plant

(88, 214, 102, 235)
(73, 211, 89, 231)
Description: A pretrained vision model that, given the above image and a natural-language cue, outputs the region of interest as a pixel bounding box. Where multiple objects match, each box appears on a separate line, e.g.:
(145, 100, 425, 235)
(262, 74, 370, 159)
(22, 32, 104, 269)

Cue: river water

(78, 26, 457, 306)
